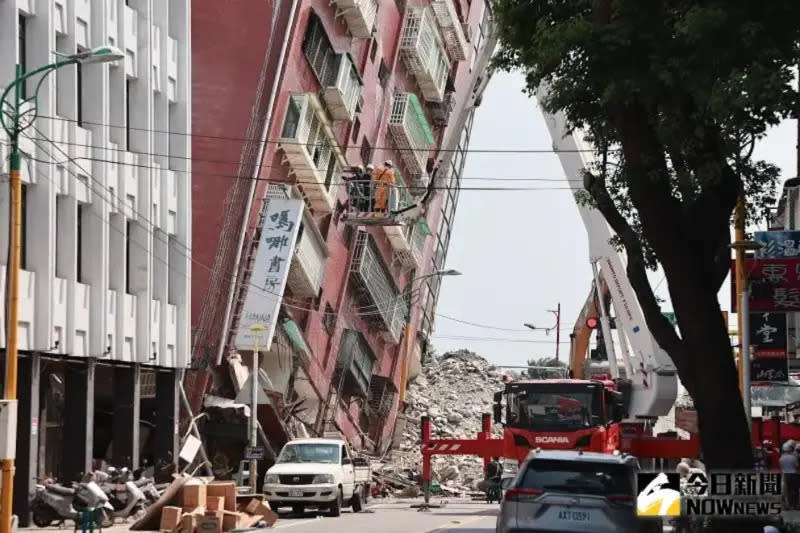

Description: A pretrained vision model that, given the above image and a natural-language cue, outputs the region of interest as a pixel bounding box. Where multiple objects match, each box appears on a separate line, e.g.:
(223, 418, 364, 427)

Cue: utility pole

(248, 323, 265, 493)
(554, 303, 561, 363)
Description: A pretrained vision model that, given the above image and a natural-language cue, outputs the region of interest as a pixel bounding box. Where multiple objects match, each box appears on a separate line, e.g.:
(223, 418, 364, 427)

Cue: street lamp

(523, 303, 562, 362)
(0, 45, 123, 533)
(730, 238, 764, 429)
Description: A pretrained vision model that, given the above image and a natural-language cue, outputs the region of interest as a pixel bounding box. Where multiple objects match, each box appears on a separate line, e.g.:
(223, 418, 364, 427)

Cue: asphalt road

(269, 499, 499, 532)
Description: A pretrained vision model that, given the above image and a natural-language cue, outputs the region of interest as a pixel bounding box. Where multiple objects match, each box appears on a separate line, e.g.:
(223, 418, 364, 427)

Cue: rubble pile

(375, 349, 505, 494)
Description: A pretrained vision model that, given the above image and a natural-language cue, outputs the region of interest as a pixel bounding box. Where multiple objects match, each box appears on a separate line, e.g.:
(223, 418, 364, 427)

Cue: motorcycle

(31, 474, 114, 528)
(95, 468, 148, 523)
(486, 477, 502, 503)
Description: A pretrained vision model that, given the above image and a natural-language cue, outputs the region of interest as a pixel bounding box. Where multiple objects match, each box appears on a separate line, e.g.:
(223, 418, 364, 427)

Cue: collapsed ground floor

(1, 352, 181, 527)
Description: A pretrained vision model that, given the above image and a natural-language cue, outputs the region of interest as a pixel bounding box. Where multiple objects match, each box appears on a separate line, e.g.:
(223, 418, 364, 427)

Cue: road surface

(270, 499, 498, 532)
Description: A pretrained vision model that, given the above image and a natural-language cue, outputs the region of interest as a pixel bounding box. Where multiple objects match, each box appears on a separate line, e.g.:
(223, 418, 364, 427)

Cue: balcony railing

(322, 53, 363, 122)
(383, 172, 417, 259)
(367, 375, 398, 420)
(388, 93, 435, 175)
(430, 0, 469, 61)
(400, 7, 451, 102)
(279, 93, 346, 213)
(336, 329, 376, 398)
(350, 232, 405, 343)
(286, 211, 328, 298)
(332, 0, 378, 38)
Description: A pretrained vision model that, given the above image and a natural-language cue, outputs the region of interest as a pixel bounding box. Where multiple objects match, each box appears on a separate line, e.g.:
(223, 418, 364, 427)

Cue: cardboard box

(243, 499, 261, 515)
(178, 513, 198, 533)
(196, 511, 222, 533)
(207, 482, 237, 512)
(252, 502, 277, 527)
(160, 506, 183, 531)
(221, 511, 245, 532)
(182, 484, 207, 509)
(206, 496, 225, 512)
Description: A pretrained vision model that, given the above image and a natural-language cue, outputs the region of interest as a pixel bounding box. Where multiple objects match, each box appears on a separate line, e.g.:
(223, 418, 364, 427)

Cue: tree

(493, 0, 799, 478)
(523, 357, 568, 379)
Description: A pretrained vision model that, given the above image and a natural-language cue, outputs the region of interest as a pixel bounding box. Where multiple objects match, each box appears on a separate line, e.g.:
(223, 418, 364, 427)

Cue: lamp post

(524, 303, 562, 362)
(398, 269, 461, 403)
(730, 238, 763, 429)
(248, 323, 266, 494)
(0, 46, 123, 533)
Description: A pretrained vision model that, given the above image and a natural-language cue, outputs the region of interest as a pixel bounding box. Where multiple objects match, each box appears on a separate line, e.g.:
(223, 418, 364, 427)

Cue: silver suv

(495, 449, 662, 533)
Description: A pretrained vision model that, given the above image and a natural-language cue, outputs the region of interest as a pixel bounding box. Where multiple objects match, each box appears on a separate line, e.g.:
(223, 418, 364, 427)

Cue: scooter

(31, 475, 114, 528)
(95, 469, 148, 523)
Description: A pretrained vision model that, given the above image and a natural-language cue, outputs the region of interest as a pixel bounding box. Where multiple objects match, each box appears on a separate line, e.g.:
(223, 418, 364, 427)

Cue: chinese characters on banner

(748, 312, 787, 358)
(234, 198, 304, 351)
(755, 231, 800, 259)
(729, 259, 800, 312)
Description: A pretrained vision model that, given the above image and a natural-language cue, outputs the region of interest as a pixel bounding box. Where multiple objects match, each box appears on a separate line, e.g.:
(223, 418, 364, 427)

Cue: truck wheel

(292, 505, 304, 516)
(327, 489, 342, 517)
(351, 488, 363, 513)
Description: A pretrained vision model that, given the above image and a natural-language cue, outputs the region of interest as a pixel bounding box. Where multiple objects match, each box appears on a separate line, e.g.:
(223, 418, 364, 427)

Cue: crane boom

(538, 99, 678, 419)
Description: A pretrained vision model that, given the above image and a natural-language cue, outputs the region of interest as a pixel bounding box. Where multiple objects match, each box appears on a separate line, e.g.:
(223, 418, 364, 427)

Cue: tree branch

(584, 170, 697, 395)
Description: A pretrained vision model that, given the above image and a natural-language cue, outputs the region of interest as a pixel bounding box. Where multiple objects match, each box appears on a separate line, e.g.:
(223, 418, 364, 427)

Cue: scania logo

(293, 476, 300, 482)
(534, 436, 570, 444)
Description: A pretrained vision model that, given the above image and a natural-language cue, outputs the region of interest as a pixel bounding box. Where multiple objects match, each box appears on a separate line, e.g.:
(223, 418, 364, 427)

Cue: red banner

(730, 258, 800, 312)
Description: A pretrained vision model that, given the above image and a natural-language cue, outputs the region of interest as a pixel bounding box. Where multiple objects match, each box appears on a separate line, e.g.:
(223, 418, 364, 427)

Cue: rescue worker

(485, 457, 502, 503)
(780, 441, 799, 509)
(371, 160, 396, 213)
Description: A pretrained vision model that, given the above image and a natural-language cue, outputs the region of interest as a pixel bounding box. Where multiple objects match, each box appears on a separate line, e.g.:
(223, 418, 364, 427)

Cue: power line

(431, 335, 572, 344)
(17, 151, 578, 192)
(34, 114, 606, 154)
(15, 135, 584, 183)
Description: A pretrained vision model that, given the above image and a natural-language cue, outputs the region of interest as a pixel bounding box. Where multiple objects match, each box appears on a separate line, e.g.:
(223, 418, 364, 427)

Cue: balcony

(286, 211, 328, 298)
(322, 53, 363, 122)
(278, 93, 346, 213)
(400, 7, 451, 102)
(331, 0, 378, 39)
(388, 93, 435, 175)
(430, 0, 469, 61)
(367, 375, 398, 419)
(336, 329, 376, 398)
(350, 232, 405, 344)
(383, 173, 416, 257)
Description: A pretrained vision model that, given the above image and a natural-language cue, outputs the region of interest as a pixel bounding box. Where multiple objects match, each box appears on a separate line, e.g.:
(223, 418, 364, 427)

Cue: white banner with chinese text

(234, 198, 304, 351)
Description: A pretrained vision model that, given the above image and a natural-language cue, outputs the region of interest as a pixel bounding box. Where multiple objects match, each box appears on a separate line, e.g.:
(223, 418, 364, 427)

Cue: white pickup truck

(263, 438, 371, 517)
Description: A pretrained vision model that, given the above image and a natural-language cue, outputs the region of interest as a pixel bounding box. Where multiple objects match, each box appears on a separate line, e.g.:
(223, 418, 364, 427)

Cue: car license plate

(558, 510, 590, 522)
(289, 489, 303, 498)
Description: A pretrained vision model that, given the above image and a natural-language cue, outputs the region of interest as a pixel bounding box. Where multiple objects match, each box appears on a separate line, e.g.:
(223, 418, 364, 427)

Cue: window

(351, 118, 360, 143)
(125, 220, 133, 294)
(77, 203, 86, 282)
(18, 16, 26, 98)
(125, 79, 132, 149)
(378, 60, 390, 88)
(323, 304, 336, 334)
(282, 97, 301, 138)
(518, 459, 633, 497)
(360, 138, 372, 165)
(302, 13, 336, 85)
(20, 184, 27, 270)
(76, 62, 83, 127)
(370, 38, 378, 62)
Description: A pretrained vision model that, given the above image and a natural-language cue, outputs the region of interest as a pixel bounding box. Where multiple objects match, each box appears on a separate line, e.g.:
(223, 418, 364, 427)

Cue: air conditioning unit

(461, 23, 472, 43)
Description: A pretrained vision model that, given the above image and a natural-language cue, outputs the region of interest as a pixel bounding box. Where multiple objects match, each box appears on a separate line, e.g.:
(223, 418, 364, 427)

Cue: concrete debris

(374, 349, 505, 494)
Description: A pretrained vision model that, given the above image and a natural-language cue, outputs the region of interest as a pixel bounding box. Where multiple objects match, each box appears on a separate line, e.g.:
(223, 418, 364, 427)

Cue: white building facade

(0, 0, 190, 521)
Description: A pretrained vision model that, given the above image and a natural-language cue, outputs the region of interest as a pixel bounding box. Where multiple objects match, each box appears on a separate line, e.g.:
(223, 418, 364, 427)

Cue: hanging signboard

(751, 357, 789, 383)
(233, 198, 304, 352)
(748, 312, 788, 358)
(755, 231, 800, 258)
(730, 259, 800, 312)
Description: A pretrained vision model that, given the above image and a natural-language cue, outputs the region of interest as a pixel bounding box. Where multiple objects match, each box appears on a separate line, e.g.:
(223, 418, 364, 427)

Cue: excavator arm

(570, 279, 609, 379)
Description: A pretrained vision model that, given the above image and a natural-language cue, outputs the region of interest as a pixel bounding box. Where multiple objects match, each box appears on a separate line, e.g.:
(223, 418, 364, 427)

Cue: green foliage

(493, 0, 798, 277)
(523, 357, 568, 379)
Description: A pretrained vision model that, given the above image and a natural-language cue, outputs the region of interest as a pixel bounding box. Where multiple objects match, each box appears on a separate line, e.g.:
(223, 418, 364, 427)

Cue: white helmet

(384, 160, 393, 167)
(676, 462, 691, 475)
(366, 163, 375, 171)
(783, 441, 795, 452)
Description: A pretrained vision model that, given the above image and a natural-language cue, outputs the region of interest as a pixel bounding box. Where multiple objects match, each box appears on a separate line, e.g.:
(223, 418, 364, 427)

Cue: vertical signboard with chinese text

(729, 258, 800, 312)
(748, 312, 789, 382)
(234, 198, 304, 351)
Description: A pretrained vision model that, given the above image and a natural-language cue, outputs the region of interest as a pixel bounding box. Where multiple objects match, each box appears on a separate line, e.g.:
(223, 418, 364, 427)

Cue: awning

(282, 318, 312, 362)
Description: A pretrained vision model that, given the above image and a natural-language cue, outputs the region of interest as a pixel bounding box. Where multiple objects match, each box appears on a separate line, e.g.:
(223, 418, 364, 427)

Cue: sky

(432, 70, 799, 369)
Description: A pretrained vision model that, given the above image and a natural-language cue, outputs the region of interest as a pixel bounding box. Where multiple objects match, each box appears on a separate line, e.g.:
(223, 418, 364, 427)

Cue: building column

(154, 369, 179, 468)
(112, 364, 138, 468)
(13, 354, 40, 527)
(62, 359, 93, 481)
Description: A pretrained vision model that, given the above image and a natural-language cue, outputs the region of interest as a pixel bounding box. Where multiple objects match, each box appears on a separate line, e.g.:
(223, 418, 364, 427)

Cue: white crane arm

(537, 97, 678, 418)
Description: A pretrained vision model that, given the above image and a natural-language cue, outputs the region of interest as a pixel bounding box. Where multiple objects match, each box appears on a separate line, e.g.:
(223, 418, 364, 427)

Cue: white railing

(430, 0, 469, 61)
(400, 7, 450, 102)
(388, 93, 434, 174)
(332, 0, 378, 39)
(288, 221, 328, 297)
(322, 53, 362, 121)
